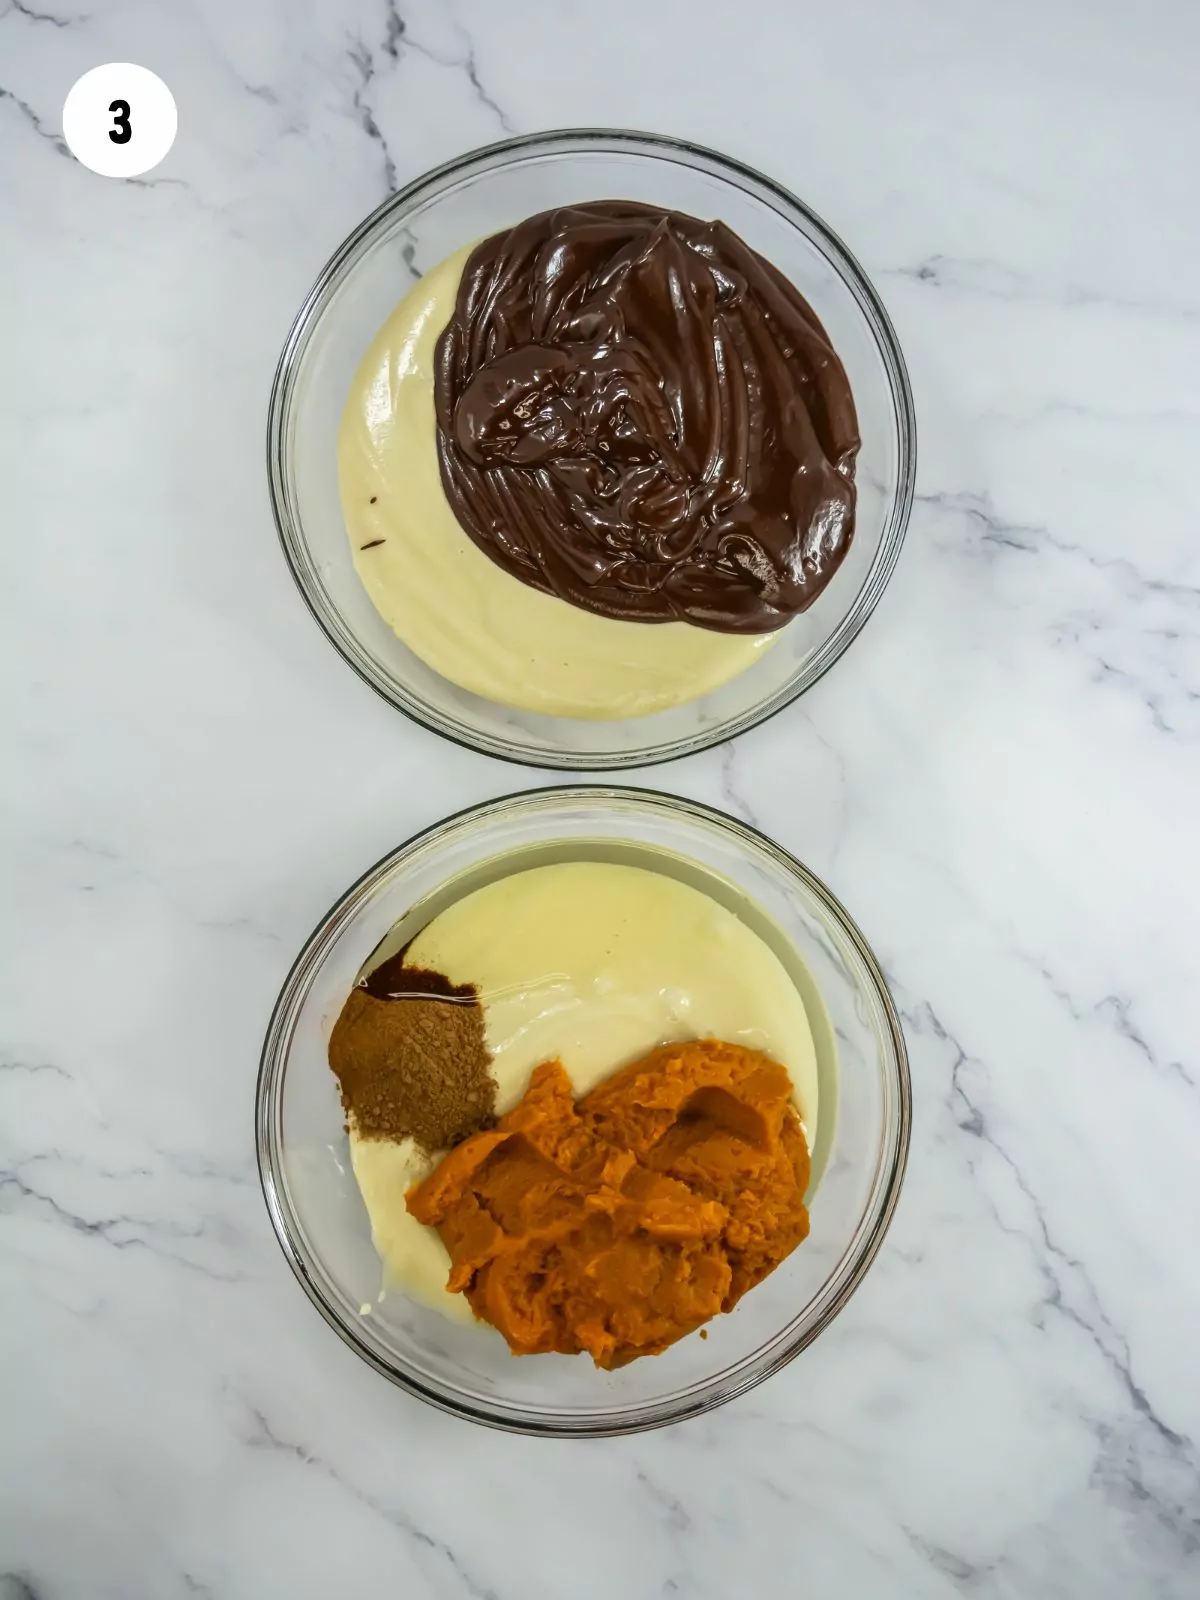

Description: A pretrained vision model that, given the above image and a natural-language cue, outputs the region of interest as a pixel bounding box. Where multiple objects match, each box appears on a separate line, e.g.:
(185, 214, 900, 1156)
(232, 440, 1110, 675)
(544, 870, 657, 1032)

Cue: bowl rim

(256, 784, 911, 1436)
(266, 127, 917, 770)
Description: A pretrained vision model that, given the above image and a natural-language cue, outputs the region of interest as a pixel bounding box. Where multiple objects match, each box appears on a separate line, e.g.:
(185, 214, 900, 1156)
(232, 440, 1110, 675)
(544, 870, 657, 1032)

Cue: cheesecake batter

(338, 246, 778, 719)
(346, 860, 819, 1325)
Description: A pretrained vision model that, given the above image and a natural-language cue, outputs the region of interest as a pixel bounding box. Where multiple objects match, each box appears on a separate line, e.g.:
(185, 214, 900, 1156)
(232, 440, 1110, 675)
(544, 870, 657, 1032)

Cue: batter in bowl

(329, 859, 821, 1328)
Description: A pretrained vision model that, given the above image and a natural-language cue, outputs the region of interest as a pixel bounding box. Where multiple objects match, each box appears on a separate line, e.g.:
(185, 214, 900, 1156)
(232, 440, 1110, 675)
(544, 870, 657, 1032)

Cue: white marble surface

(3, 0, 1199, 1594)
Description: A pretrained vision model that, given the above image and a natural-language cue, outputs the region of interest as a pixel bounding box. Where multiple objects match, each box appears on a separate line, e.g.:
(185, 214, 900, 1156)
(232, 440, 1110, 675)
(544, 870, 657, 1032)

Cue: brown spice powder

(328, 955, 495, 1152)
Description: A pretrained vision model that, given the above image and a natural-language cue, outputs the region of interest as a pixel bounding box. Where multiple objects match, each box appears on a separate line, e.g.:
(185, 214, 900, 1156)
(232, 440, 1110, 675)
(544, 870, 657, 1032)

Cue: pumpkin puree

(406, 1039, 811, 1367)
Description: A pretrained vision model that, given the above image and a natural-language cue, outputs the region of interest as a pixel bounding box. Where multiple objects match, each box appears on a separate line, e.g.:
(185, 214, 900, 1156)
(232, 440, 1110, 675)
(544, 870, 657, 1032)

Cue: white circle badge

(62, 63, 177, 178)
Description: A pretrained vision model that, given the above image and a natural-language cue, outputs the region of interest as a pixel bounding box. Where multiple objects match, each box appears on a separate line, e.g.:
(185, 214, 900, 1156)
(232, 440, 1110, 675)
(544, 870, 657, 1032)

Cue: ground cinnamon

(328, 952, 495, 1152)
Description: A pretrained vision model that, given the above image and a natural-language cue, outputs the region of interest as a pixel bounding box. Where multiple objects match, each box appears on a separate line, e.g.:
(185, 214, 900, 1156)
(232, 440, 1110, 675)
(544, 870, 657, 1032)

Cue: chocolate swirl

(433, 202, 860, 635)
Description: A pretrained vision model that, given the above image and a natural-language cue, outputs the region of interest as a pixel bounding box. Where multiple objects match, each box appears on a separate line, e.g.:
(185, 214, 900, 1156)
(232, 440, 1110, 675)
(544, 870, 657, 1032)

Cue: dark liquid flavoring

(360, 956, 477, 1004)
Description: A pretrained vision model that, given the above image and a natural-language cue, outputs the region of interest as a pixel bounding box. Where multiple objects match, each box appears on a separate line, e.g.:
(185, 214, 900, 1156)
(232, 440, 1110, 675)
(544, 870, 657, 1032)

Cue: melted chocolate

(434, 202, 860, 634)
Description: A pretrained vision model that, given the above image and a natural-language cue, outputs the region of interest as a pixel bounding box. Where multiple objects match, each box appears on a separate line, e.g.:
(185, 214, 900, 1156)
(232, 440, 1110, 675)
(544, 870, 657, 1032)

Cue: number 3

(108, 99, 131, 145)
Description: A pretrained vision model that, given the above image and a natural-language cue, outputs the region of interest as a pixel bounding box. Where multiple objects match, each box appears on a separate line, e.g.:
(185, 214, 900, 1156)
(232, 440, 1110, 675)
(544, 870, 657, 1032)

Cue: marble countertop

(4, 0, 1199, 1595)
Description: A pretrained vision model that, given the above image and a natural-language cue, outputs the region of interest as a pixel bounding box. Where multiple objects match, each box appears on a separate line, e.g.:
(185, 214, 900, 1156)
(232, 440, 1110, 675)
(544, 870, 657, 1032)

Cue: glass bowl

(267, 130, 916, 769)
(256, 787, 910, 1436)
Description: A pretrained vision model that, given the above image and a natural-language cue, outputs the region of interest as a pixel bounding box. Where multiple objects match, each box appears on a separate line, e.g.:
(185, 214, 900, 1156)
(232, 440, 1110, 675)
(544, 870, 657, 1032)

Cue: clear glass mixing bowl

(267, 130, 916, 769)
(256, 788, 910, 1435)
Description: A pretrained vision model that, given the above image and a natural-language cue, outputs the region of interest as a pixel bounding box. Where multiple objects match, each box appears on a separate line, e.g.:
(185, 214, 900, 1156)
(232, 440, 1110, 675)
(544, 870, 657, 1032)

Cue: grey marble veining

(3, 0, 1199, 1595)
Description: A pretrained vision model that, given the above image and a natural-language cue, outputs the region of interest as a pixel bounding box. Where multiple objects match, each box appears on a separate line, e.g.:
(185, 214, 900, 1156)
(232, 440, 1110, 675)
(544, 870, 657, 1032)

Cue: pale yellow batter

(348, 861, 818, 1324)
(337, 246, 779, 720)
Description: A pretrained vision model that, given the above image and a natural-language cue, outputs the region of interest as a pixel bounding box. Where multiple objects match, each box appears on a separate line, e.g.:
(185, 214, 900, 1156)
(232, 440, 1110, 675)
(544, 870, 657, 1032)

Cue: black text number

(108, 99, 131, 145)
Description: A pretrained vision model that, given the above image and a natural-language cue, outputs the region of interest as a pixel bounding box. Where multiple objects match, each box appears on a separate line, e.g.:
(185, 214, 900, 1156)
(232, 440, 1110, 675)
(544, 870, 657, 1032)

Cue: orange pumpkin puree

(406, 1039, 811, 1367)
